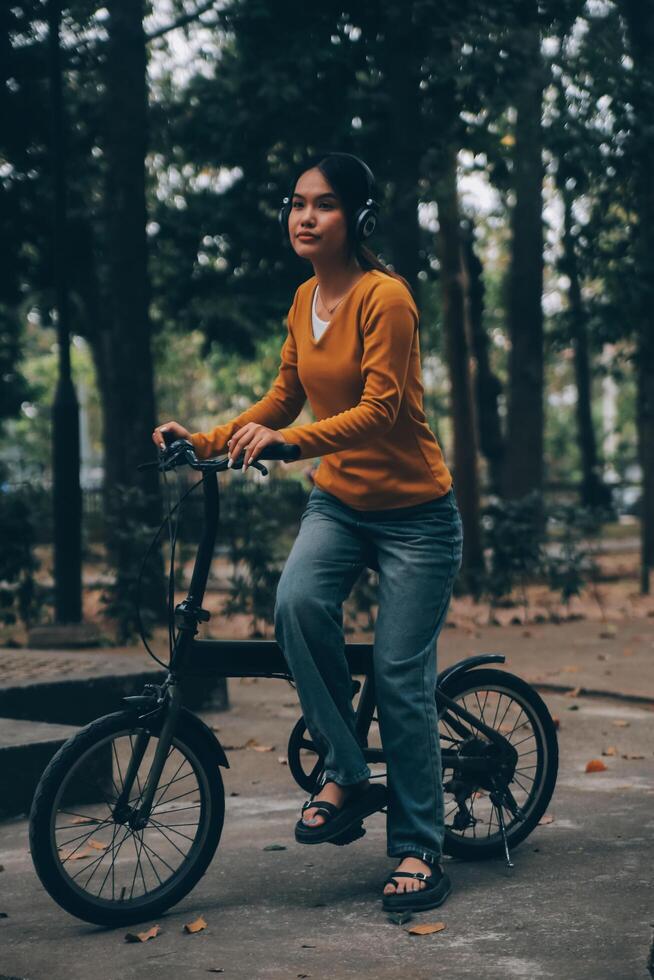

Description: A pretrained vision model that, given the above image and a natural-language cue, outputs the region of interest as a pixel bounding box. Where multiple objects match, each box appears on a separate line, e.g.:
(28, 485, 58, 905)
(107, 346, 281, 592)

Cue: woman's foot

(383, 856, 434, 895)
(301, 778, 370, 826)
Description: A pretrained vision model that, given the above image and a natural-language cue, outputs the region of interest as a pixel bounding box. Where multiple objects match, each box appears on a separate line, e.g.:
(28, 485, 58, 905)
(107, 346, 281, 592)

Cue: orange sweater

(191, 269, 452, 510)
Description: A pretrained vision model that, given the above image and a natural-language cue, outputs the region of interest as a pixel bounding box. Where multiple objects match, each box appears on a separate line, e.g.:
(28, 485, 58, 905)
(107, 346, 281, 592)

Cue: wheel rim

(48, 726, 212, 910)
(440, 682, 549, 848)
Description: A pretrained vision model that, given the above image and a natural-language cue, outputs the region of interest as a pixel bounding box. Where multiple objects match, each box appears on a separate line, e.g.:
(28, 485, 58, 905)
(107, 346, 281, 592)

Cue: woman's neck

(312, 255, 365, 306)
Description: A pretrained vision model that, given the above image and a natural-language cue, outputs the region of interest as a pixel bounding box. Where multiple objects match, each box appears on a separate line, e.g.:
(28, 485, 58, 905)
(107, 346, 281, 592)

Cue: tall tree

(100, 0, 165, 622)
(620, 0, 654, 592)
(503, 0, 546, 500)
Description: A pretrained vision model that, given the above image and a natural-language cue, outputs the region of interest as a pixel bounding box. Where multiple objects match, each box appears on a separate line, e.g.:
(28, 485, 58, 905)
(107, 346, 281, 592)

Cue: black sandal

(294, 782, 387, 845)
(381, 864, 452, 913)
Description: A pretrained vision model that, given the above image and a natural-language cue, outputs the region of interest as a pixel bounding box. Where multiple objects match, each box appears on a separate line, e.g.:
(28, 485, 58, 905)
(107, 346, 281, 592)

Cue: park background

(1, 0, 654, 649)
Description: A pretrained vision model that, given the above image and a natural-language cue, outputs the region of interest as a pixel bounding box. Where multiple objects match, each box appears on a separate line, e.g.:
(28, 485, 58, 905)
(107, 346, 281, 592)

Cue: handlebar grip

(257, 443, 301, 463)
(161, 428, 177, 448)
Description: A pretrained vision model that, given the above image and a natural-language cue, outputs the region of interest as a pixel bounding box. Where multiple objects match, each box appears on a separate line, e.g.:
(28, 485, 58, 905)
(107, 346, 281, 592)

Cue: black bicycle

(29, 438, 559, 926)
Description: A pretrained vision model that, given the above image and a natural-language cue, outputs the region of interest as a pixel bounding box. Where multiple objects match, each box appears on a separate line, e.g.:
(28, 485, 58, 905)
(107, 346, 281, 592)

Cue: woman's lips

(297, 233, 319, 241)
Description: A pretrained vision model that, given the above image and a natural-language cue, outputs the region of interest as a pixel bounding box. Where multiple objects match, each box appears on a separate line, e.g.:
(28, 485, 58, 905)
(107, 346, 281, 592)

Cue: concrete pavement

(1, 667, 653, 979)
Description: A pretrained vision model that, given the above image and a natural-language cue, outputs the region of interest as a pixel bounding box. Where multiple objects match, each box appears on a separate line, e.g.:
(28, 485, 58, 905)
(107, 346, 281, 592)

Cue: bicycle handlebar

(138, 436, 301, 476)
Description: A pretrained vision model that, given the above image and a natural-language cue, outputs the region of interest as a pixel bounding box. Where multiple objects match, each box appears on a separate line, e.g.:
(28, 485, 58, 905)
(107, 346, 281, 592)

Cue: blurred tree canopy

(1, 0, 653, 600)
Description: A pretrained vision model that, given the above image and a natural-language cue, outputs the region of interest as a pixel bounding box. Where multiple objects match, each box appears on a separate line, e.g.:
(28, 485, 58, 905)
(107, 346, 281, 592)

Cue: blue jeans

(274, 485, 463, 864)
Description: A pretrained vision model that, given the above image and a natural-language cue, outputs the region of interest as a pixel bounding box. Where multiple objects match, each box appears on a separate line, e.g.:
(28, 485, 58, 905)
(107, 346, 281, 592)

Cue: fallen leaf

(88, 839, 108, 851)
(602, 746, 618, 756)
(599, 624, 617, 639)
(222, 743, 248, 751)
(125, 924, 161, 943)
(263, 844, 286, 851)
(301, 944, 317, 948)
(184, 916, 207, 934)
(277, 756, 288, 765)
(622, 648, 634, 657)
(538, 814, 554, 825)
(585, 759, 608, 773)
(251, 744, 275, 753)
(612, 720, 630, 728)
(562, 665, 580, 673)
(552, 716, 561, 729)
(71, 816, 95, 825)
(564, 687, 582, 698)
(207, 970, 224, 974)
(58, 847, 95, 861)
(567, 704, 580, 711)
(622, 753, 645, 760)
(406, 921, 446, 936)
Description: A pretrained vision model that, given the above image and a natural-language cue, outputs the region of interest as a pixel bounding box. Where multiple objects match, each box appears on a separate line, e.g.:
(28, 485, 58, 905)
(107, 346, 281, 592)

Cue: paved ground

(1, 615, 654, 702)
(1, 663, 653, 980)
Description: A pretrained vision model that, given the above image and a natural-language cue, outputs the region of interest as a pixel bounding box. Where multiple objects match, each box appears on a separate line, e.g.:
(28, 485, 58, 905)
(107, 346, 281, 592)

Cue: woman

(152, 151, 463, 914)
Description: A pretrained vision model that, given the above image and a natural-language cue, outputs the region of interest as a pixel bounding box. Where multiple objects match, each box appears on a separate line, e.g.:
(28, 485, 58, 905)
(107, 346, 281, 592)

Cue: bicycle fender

(178, 708, 230, 769)
(438, 654, 506, 690)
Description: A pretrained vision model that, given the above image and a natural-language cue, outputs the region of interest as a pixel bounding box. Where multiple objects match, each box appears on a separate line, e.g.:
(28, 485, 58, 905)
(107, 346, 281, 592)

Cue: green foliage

(220, 477, 308, 636)
(0, 468, 41, 628)
(100, 485, 165, 644)
(481, 492, 546, 609)
(542, 502, 604, 608)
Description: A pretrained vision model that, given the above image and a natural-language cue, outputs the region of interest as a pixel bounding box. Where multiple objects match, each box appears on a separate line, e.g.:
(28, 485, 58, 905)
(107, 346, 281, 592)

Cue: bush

(0, 471, 42, 629)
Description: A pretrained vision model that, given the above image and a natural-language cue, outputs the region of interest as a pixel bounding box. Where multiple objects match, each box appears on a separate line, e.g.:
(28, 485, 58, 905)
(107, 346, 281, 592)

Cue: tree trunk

(435, 148, 484, 580)
(621, 0, 654, 593)
(103, 0, 165, 625)
(560, 189, 610, 509)
(383, 5, 421, 295)
(503, 4, 545, 501)
(462, 221, 505, 496)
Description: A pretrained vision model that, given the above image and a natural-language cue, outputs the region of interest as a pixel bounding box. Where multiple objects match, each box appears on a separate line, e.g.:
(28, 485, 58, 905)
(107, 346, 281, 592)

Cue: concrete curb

(529, 680, 654, 708)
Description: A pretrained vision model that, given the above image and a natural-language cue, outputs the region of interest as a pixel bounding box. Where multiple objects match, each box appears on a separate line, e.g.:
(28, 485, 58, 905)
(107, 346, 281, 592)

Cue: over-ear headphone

(278, 153, 380, 243)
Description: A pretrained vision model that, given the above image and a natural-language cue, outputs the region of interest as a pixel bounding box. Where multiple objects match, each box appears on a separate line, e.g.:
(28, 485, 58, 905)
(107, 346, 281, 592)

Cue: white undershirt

(311, 286, 330, 341)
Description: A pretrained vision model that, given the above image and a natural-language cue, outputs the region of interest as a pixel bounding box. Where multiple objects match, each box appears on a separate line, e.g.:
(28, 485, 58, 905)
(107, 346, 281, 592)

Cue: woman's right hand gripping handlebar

(152, 421, 192, 452)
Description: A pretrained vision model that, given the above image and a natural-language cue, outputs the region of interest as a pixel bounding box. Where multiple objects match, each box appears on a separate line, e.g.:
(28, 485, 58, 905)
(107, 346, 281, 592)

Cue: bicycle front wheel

(29, 709, 225, 926)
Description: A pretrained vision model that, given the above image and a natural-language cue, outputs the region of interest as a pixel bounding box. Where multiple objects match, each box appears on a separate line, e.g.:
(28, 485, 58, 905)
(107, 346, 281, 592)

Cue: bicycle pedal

(329, 822, 366, 846)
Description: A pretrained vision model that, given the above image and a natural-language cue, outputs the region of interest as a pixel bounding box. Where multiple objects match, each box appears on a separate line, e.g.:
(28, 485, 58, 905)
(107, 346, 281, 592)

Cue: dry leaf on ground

(277, 756, 288, 765)
(538, 814, 555, 825)
(58, 847, 95, 861)
(125, 925, 161, 943)
(406, 922, 446, 936)
(602, 746, 618, 756)
(564, 687, 582, 698)
(71, 816, 95, 825)
(612, 720, 630, 728)
(585, 759, 608, 773)
(562, 665, 580, 673)
(184, 916, 207, 934)
(622, 753, 645, 760)
(88, 839, 107, 851)
(552, 716, 561, 729)
(251, 744, 275, 753)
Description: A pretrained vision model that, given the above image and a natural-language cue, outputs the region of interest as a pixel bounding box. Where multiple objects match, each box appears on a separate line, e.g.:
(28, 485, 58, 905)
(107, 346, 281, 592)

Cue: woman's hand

(151, 420, 192, 451)
(227, 423, 287, 469)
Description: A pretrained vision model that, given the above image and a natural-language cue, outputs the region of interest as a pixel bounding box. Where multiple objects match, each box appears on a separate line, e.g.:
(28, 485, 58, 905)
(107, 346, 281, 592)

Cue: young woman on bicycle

(152, 151, 463, 913)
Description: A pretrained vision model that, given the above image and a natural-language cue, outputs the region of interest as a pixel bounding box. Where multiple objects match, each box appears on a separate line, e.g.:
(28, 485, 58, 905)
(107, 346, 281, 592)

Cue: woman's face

(288, 167, 350, 263)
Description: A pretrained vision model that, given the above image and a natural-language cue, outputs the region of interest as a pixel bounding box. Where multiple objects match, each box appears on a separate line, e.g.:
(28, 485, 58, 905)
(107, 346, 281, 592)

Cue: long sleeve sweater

(190, 269, 452, 510)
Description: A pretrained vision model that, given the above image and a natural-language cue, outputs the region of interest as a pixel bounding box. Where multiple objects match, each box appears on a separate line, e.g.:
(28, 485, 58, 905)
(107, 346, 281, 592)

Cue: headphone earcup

(354, 200, 379, 241)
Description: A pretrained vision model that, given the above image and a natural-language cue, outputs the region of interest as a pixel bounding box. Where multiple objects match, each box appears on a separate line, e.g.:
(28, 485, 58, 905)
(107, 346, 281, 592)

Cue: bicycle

(29, 438, 559, 926)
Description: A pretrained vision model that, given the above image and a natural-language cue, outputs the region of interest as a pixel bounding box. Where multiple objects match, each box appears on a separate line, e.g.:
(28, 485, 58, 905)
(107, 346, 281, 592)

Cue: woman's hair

(290, 152, 412, 294)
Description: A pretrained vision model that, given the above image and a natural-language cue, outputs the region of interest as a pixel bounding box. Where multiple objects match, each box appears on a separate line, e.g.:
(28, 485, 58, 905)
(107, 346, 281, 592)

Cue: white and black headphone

(278, 152, 380, 243)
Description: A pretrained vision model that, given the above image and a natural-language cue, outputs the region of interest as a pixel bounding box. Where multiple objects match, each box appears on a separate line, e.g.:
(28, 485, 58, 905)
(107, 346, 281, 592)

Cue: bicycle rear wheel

(440, 668, 558, 860)
(29, 709, 225, 926)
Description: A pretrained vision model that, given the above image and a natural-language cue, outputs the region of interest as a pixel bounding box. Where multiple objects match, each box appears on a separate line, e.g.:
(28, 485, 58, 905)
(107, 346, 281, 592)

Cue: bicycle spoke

(148, 817, 196, 845)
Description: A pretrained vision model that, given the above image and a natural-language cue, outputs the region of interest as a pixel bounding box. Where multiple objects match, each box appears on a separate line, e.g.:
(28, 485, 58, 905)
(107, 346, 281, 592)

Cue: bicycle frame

(124, 462, 514, 826)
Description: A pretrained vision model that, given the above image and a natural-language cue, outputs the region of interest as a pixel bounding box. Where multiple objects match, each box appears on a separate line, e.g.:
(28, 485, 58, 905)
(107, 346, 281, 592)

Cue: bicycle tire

(440, 668, 558, 861)
(29, 709, 225, 926)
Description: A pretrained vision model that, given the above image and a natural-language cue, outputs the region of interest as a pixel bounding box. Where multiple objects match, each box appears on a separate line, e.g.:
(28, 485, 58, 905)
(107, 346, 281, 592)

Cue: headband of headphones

(278, 152, 380, 243)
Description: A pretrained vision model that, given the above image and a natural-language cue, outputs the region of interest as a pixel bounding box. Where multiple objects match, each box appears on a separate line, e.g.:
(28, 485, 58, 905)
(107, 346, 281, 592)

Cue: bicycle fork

(113, 681, 183, 830)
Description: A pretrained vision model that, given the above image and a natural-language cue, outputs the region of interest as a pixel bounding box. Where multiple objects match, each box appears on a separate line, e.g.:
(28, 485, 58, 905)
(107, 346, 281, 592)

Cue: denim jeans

(274, 485, 463, 864)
